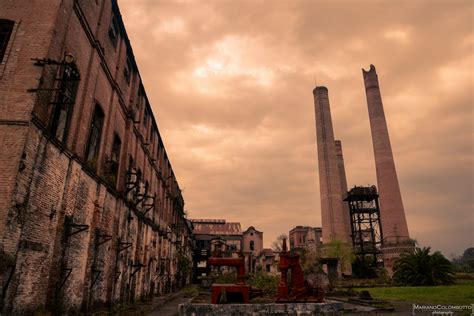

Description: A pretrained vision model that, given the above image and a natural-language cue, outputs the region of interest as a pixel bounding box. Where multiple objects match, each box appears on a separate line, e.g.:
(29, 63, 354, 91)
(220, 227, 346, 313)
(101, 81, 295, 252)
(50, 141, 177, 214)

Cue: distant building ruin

(190, 219, 243, 283)
(289, 225, 322, 253)
(242, 226, 263, 273)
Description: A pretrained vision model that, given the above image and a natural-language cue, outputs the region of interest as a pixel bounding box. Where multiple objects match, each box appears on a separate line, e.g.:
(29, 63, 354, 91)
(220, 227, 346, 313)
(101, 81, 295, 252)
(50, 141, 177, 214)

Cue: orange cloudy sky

(118, 0, 473, 256)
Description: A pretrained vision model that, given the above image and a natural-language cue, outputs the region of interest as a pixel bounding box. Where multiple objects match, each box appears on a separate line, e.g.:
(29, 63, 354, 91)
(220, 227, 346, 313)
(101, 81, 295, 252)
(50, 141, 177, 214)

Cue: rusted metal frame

(141, 195, 156, 216)
(58, 268, 73, 291)
(67, 224, 89, 237)
(97, 234, 112, 246)
(91, 269, 102, 287)
(1, 264, 15, 300)
(130, 263, 145, 279)
(118, 242, 132, 253)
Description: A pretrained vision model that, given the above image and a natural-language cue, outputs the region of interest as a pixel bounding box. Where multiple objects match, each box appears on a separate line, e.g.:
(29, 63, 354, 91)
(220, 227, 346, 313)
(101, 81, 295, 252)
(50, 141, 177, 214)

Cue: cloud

(118, 0, 473, 256)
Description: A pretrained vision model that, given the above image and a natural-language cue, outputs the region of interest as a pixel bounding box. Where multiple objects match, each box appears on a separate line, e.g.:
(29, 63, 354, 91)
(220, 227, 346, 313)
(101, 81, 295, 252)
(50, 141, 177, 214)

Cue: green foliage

(247, 272, 280, 294)
(452, 247, 474, 273)
(214, 271, 237, 284)
(359, 280, 474, 305)
(177, 250, 192, 281)
(180, 284, 200, 298)
(300, 248, 321, 274)
(375, 268, 391, 285)
(352, 257, 377, 279)
(323, 239, 355, 268)
(393, 247, 455, 286)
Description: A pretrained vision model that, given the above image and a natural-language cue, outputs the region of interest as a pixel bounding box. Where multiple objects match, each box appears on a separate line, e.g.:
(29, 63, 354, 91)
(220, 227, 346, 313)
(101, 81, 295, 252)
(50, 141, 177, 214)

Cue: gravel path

(147, 294, 193, 316)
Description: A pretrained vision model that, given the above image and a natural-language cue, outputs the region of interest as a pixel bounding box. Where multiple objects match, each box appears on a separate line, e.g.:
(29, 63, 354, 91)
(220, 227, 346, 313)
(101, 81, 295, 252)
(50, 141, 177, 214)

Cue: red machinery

(276, 239, 324, 302)
(208, 256, 251, 304)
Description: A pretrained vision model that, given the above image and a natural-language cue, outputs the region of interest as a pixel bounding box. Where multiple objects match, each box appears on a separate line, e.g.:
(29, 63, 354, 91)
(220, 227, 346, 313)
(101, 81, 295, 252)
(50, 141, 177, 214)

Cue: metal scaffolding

(344, 185, 383, 268)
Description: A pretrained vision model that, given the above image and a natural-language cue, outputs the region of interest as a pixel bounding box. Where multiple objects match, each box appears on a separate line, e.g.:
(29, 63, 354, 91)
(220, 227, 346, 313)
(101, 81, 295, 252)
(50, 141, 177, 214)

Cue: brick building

(258, 248, 279, 274)
(242, 226, 263, 273)
(0, 1, 192, 315)
(190, 219, 243, 283)
(289, 226, 323, 253)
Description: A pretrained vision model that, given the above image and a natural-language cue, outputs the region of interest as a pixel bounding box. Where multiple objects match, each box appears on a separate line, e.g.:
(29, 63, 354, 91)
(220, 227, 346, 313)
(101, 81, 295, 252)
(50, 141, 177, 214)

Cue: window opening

(108, 15, 119, 46)
(85, 105, 105, 170)
(0, 19, 14, 62)
(49, 59, 80, 143)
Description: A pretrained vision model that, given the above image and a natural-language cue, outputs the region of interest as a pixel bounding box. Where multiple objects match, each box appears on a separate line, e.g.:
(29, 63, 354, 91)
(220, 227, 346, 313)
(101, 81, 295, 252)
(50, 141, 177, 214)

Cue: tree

(272, 234, 288, 252)
(393, 247, 455, 286)
(452, 247, 474, 273)
(352, 256, 377, 279)
(322, 239, 355, 270)
(301, 248, 321, 274)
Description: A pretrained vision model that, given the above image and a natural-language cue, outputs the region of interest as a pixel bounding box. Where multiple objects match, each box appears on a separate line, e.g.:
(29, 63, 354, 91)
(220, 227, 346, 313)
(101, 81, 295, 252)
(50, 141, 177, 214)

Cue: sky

(118, 0, 473, 257)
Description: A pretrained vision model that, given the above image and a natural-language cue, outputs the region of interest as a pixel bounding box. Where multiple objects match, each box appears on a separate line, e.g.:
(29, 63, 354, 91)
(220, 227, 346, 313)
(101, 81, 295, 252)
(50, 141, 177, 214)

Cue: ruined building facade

(289, 225, 322, 253)
(0, 1, 192, 314)
(242, 226, 263, 274)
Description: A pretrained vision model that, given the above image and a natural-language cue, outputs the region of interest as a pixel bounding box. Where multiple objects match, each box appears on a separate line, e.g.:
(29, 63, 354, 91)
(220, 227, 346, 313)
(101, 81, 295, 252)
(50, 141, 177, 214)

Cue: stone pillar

(362, 65, 414, 273)
(335, 140, 352, 242)
(313, 87, 351, 245)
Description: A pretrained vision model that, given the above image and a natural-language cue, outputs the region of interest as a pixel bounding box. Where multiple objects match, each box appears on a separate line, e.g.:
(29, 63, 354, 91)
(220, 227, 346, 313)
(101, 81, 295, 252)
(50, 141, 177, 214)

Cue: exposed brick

(0, 1, 193, 315)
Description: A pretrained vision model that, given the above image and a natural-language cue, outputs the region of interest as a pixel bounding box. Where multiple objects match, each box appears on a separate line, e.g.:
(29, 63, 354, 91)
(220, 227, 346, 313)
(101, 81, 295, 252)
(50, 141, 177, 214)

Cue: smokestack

(363, 64, 413, 272)
(313, 87, 351, 245)
(335, 140, 351, 239)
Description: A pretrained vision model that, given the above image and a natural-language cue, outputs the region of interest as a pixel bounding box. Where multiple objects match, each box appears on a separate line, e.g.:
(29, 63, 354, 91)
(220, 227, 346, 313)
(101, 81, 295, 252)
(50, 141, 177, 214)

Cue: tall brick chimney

(313, 87, 351, 245)
(335, 140, 351, 240)
(362, 64, 413, 272)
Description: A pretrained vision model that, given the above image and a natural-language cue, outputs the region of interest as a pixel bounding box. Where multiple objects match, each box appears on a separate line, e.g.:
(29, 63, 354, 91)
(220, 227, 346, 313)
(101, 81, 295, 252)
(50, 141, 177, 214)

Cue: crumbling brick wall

(0, 1, 192, 315)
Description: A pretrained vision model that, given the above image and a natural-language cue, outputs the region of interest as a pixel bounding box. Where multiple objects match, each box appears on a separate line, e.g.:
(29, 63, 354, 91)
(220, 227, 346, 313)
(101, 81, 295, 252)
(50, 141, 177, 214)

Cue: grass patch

(180, 284, 200, 298)
(359, 280, 474, 305)
(247, 273, 280, 294)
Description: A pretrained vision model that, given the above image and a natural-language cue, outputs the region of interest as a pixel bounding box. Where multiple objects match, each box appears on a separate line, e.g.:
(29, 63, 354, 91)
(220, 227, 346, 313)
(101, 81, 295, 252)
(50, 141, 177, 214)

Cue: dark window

(111, 134, 121, 163)
(136, 169, 142, 189)
(128, 155, 134, 172)
(49, 61, 80, 143)
(108, 15, 119, 46)
(85, 105, 105, 169)
(143, 107, 149, 127)
(0, 19, 14, 63)
(124, 56, 132, 84)
(250, 240, 254, 251)
(137, 88, 143, 110)
(126, 155, 135, 197)
(144, 180, 149, 197)
(106, 134, 121, 185)
(266, 264, 271, 272)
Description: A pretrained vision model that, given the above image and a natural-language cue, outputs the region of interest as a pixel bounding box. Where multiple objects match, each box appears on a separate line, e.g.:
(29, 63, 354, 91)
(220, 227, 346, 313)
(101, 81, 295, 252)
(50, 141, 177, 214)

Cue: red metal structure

(276, 239, 324, 302)
(208, 256, 251, 304)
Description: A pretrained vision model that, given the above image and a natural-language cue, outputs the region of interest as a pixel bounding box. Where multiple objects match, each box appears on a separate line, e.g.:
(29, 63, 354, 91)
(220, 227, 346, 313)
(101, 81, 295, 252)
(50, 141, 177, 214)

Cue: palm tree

(393, 247, 455, 286)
